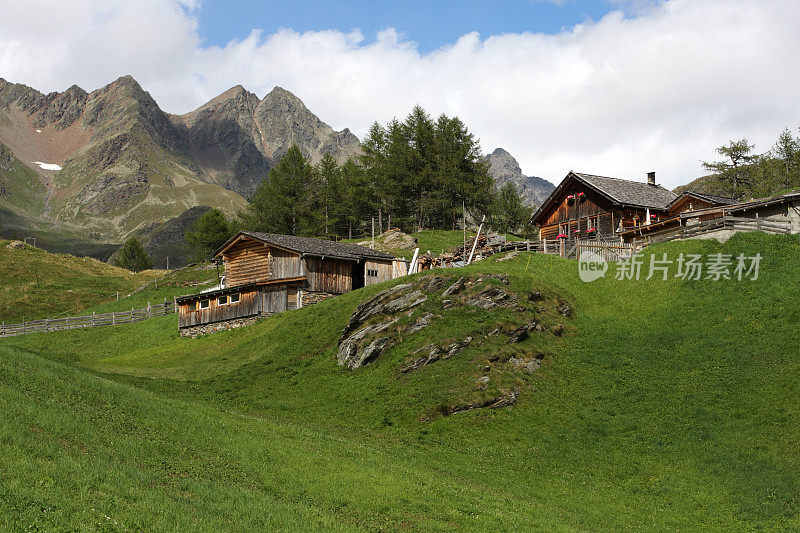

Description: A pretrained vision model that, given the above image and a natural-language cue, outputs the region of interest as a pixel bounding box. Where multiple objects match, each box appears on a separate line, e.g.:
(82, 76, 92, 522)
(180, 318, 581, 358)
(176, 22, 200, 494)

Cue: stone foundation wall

(300, 290, 337, 307)
(180, 315, 264, 338)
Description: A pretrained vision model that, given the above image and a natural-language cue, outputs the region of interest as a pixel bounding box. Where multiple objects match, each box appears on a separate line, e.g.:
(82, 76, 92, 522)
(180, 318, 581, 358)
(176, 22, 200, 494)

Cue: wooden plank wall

(541, 184, 612, 227)
(225, 239, 271, 286)
(392, 259, 408, 278)
(365, 259, 393, 286)
(179, 289, 260, 327)
(263, 285, 288, 313)
(270, 248, 304, 279)
(305, 257, 353, 293)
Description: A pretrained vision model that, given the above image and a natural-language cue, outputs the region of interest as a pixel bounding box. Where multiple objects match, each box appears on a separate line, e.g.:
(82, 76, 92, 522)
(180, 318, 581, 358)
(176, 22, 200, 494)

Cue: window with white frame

(218, 295, 228, 305)
(199, 299, 210, 310)
(230, 293, 240, 303)
(366, 268, 378, 277)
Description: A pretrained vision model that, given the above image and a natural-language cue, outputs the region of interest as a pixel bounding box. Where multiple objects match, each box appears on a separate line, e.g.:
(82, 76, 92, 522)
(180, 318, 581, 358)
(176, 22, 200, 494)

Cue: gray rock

(340, 283, 412, 340)
(406, 313, 432, 334)
(348, 336, 393, 369)
(442, 277, 465, 297)
(400, 336, 473, 373)
(465, 287, 511, 310)
(524, 359, 541, 374)
(337, 317, 399, 367)
(424, 276, 449, 292)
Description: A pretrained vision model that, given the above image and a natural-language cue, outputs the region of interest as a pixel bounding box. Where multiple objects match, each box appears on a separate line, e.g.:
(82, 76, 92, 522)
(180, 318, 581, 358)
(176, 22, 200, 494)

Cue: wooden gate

(577, 240, 637, 262)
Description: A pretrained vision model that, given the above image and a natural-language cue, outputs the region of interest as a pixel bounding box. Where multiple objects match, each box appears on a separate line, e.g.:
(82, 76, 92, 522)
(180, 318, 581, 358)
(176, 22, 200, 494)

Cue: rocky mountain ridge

(0, 75, 361, 246)
(485, 148, 555, 207)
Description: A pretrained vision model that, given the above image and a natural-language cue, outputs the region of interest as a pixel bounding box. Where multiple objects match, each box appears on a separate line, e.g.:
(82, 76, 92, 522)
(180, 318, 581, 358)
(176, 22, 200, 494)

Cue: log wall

(306, 257, 353, 293)
(269, 248, 304, 279)
(364, 259, 393, 286)
(224, 239, 271, 287)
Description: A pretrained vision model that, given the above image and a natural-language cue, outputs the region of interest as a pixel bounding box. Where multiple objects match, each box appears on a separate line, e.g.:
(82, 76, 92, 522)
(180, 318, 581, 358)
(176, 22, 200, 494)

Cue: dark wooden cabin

(530, 171, 678, 242)
(177, 231, 397, 334)
(619, 191, 738, 243)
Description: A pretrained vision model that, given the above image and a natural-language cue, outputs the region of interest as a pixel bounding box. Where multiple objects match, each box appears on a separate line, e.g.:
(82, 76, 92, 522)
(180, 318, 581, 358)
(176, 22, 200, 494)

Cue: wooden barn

(177, 231, 400, 336)
(530, 171, 678, 242)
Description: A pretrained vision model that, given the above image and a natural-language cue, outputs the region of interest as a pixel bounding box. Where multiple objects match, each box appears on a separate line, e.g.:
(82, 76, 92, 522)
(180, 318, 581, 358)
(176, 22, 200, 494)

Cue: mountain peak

(485, 147, 554, 207)
(490, 147, 512, 158)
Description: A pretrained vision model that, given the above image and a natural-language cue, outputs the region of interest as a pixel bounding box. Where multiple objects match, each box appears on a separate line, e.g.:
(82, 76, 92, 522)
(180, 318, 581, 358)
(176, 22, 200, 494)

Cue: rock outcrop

(337, 284, 427, 369)
(484, 147, 555, 207)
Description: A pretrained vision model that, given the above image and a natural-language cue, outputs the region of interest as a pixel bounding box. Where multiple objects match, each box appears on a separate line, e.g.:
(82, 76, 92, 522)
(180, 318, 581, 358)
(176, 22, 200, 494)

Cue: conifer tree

(113, 237, 153, 272)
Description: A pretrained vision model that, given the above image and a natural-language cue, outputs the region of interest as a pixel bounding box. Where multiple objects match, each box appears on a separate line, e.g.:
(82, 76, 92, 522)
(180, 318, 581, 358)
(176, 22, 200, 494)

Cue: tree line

(183, 105, 532, 262)
(701, 126, 800, 199)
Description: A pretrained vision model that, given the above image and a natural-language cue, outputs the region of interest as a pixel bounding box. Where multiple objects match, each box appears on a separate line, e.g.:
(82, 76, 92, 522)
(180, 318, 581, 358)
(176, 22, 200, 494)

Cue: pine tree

(185, 209, 232, 262)
(492, 184, 533, 234)
(702, 139, 757, 199)
(113, 237, 153, 272)
(240, 145, 315, 235)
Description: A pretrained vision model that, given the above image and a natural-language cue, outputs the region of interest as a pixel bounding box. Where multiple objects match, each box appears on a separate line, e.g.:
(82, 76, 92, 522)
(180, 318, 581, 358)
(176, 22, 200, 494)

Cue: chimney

(647, 171, 656, 186)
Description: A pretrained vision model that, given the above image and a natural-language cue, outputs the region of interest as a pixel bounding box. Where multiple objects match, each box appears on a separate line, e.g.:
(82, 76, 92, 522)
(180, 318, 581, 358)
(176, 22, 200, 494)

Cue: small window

(218, 295, 228, 305)
(199, 299, 210, 310)
(367, 269, 378, 277)
(229, 293, 240, 303)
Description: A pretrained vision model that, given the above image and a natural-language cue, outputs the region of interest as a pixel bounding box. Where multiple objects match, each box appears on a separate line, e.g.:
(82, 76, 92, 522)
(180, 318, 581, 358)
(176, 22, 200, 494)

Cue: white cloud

(1, 0, 799, 188)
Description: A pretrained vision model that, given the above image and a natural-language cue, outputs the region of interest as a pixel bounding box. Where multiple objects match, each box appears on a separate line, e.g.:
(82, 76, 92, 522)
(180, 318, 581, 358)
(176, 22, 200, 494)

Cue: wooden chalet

(618, 191, 738, 243)
(177, 231, 400, 335)
(530, 171, 678, 242)
(620, 190, 800, 244)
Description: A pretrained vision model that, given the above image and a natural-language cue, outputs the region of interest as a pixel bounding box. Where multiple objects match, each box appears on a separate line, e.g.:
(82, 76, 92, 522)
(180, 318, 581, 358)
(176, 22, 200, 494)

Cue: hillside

(0, 233, 798, 529)
(0, 240, 221, 323)
(485, 147, 555, 206)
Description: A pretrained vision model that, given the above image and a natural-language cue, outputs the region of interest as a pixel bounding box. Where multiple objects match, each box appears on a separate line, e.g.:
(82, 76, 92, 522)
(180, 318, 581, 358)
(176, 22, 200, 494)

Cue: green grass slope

(1, 233, 799, 530)
(0, 241, 219, 323)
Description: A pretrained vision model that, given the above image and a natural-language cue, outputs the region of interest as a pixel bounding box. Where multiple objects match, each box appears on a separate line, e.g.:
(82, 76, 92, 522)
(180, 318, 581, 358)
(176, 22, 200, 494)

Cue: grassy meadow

(0, 232, 798, 530)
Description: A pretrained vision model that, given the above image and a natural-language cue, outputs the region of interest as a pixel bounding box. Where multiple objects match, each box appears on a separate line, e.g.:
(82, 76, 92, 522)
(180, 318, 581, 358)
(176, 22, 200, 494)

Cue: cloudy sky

(1, 0, 799, 188)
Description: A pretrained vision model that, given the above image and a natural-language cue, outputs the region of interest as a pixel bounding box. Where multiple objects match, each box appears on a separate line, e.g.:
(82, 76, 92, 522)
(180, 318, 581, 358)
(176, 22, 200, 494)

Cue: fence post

(112, 311, 115, 325)
(131, 307, 134, 322)
(46, 318, 49, 332)
(92, 311, 95, 327)
(148, 302, 151, 319)
(174, 296, 177, 314)
(164, 298, 167, 315)
(66, 315, 70, 329)
(1, 321, 4, 336)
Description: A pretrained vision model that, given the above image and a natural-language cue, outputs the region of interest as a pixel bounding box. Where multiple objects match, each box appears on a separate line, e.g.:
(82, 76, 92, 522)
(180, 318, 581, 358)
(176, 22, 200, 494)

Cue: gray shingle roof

(237, 232, 394, 261)
(672, 191, 739, 206)
(573, 172, 677, 209)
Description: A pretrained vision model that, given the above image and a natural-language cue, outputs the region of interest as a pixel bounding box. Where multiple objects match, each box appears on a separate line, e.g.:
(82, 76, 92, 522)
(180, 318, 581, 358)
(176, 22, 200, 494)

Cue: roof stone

(237, 231, 394, 260)
(573, 172, 677, 209)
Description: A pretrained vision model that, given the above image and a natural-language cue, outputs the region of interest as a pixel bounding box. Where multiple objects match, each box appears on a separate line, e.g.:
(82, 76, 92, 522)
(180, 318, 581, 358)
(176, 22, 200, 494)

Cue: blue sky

(197, 0, 615, 52)
(2, 0, 799, 186)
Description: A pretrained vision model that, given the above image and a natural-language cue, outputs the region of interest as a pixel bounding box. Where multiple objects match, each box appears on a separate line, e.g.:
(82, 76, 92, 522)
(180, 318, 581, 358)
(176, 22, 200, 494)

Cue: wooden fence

(0, 300, 175, 338)
(576, 239, 637, 262)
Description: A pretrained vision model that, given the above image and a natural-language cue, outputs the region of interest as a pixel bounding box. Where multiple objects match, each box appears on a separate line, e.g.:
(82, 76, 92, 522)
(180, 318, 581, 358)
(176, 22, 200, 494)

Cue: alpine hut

(177, 231, 400, 336)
